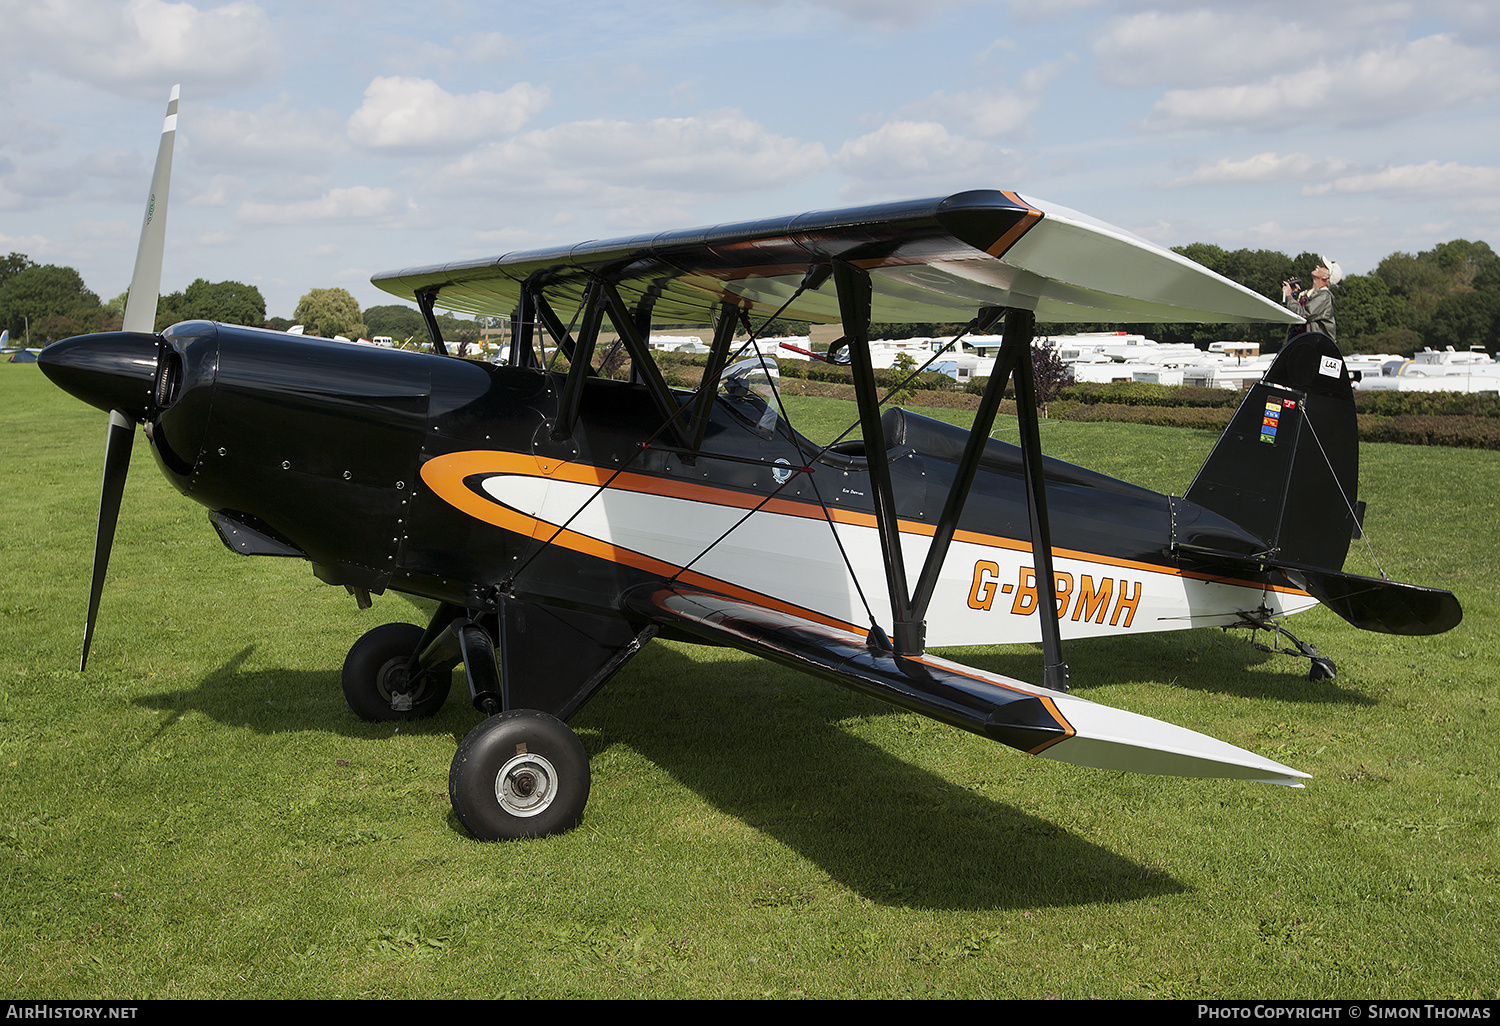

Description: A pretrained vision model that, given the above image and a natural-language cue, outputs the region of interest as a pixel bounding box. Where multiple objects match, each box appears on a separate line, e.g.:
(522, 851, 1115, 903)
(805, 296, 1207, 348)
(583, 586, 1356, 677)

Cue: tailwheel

(342, 622, 454, 721)
(1235, 612, 1338, 684)
(449, 710, 590, 841)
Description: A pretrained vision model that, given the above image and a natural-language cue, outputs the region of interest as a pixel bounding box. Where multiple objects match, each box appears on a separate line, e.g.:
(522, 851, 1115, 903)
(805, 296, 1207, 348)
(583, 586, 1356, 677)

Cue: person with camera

(1282, 256, 1341, 342)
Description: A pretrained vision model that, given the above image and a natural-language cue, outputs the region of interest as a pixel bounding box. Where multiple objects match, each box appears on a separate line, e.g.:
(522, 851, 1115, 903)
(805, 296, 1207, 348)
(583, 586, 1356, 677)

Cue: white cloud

(415, 31, 516, 67)
(237, 186, 413, 224)
(1304, 161, 1500, 197)
(1127, 219, 1182, 245)
(897, 90, 1036, 139)
(835, 121, 977, 178)
(1093, 9, 1319, 88)
(1223, 217, 1380, 249)
(832, 120, 1024, 200)
(1142, 35, 1500, 130)
(191, 103, 348, 167)
(0, 0, 277, 97)
(0, 113, 66, 156)
(0, 231, 54, 254)
(717, 0, 984, 31)
(1455, 196, 1500, 214)
(1165, 152, 1357, 187)
(897, 58, 1069, 140)
(0, 147, 147, 207)
(470, 227, 553, 250)
(188, 174, 245, 208)
(347, 77, 550, 151)
(431, 110, 828, 202)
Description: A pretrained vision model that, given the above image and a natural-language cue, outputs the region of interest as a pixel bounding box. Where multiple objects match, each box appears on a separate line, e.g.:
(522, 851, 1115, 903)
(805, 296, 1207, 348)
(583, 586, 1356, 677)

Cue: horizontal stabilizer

(1176, 545, 1462, 636)
(627, 583, 1308, 787)
(1297, 568, 1462, 636)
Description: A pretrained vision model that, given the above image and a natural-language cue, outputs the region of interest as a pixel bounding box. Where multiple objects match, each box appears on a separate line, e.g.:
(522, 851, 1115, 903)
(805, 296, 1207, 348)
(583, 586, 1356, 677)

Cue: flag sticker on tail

(1260, 398, 1297, 444)
(1260, 400, 1282, 444)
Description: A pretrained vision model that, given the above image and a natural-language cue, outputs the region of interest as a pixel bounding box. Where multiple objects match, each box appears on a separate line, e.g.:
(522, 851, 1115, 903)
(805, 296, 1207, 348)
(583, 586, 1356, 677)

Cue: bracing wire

(503, 275, 994, 639)
(503, 275, 824, 592)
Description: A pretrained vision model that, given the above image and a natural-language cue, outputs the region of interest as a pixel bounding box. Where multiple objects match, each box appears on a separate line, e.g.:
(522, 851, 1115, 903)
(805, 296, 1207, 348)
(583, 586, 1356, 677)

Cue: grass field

(2, 363, 1497, 999)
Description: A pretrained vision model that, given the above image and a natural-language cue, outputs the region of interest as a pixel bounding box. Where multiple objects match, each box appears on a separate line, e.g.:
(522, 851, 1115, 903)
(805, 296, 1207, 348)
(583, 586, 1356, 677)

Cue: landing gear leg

(439, 610, 592, 840)
(436, 597, 654, 839)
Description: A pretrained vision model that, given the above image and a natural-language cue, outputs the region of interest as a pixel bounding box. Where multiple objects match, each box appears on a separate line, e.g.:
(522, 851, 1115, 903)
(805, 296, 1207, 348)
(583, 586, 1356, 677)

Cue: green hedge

(1042, 379, 1500, 419)
(1057, 381, 1241, 408)
(1041, 404, 1500, 447)
(1352, 390, 1500, 418)
(1048, 401, 1234, 431)
(1355, 414, 1500, 448)
(774, 358, 953, 392)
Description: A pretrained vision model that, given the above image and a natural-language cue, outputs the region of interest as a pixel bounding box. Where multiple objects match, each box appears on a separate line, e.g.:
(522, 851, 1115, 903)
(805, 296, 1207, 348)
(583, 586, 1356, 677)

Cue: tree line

(0, 255, 488, 349)
(1164, 239, 1499, 356)
(0, 254, 274, 343)
(5, 237, 1497, 356)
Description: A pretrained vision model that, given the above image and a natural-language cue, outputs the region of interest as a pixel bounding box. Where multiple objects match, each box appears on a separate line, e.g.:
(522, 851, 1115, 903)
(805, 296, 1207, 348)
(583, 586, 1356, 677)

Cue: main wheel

(449, 710, 591, 841)
(342, 622, 454, 721)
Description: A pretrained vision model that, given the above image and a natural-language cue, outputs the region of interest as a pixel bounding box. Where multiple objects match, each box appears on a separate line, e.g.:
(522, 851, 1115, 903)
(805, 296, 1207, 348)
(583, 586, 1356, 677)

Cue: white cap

(1320, 256, 1343, 286)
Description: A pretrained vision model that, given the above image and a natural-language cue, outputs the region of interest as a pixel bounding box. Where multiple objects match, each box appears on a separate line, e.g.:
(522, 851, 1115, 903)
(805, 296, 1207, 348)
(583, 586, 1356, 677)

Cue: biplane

(41, 89, 1461, 840)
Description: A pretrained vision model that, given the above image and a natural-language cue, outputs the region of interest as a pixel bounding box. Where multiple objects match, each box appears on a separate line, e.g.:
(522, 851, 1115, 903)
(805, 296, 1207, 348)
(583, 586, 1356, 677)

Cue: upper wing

(371, 190, 1303, 327)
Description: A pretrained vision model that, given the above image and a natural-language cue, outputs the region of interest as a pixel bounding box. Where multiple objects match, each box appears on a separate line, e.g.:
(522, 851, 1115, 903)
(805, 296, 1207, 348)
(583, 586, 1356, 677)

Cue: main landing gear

(449, 710, 590, 840)
(339, 599, 652, 841)
(341, 622, 454, 720)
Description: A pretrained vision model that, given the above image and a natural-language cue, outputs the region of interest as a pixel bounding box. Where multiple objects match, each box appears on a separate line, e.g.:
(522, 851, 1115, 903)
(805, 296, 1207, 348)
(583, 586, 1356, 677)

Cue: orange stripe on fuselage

(425, 450, 1086, 748)
(421, 451, 1308, 601)
(421, 451, 866, 634)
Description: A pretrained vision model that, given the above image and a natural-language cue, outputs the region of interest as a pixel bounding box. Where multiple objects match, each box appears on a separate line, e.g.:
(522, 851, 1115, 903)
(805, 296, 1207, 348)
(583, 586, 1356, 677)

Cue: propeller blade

(82, 411, 136, 671)
(122, 85, 179, 334)
(77, 84, 178, 669)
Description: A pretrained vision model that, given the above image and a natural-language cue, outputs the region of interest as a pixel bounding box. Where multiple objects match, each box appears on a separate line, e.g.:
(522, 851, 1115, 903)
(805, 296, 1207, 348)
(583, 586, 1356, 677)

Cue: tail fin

(1185, 332, 1358, 571)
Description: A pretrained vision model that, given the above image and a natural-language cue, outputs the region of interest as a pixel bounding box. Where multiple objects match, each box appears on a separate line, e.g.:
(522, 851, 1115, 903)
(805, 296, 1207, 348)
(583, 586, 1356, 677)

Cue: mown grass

(2, 366, 1497, 999)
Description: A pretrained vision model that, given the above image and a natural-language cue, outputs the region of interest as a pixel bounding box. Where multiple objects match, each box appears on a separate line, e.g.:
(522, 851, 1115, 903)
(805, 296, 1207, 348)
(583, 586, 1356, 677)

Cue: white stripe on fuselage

(480, 474, 1315, 647)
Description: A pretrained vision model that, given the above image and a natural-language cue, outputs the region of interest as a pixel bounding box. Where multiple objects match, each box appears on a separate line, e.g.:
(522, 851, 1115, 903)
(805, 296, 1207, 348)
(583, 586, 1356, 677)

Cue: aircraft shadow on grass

(127, 638, 1223, 911)
(947, 632, 1378, 707)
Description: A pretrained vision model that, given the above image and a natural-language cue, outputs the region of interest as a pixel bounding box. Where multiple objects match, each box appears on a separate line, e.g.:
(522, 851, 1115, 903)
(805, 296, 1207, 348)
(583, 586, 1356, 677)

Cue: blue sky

(2, 0, 1497, 320)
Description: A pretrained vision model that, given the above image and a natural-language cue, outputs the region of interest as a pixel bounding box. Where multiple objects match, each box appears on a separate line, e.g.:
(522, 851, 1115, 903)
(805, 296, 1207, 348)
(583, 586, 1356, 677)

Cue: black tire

(342, 622, 453, 721)
(449, 710, 590, 841)
(1309, 657, 1337, 681)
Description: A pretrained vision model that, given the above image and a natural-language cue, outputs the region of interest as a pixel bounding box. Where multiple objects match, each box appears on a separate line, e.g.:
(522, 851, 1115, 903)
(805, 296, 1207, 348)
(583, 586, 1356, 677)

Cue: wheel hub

(494, 752, 558, 817)
(376, 656, 418, 712)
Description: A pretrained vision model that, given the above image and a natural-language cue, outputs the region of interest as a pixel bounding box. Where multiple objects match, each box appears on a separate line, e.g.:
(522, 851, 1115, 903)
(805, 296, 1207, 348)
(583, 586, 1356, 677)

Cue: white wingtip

(1038, 692, 1311, 787)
